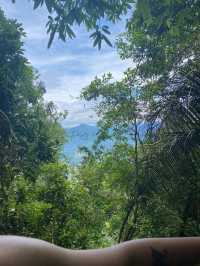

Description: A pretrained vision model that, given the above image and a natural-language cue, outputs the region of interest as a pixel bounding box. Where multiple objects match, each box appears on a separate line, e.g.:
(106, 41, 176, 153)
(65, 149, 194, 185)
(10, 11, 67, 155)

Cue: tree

(0, 8, 65, 233)
(6, 160, 121, 248)
(77, 145, 132, 243)
(144, 59, 200, 236)
(118, 0, 200, 79)
(11, 0, 134, 48)
(81, 0, 200, 241)
(0, 7, 65, 175)
(116, 0, 200, 238)
(81, 69, 151, 241)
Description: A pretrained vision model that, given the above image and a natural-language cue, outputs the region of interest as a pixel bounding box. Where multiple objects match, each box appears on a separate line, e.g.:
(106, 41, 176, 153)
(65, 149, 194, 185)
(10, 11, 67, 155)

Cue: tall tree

(82, 0, 200, 241)
(81, 69, 150, 241)
(0, 9, 65, 233)
(116, 0, 200, 238)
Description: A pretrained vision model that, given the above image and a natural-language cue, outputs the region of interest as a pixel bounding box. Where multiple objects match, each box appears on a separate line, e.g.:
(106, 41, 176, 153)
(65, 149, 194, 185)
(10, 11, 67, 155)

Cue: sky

(0, 0, 132, 127)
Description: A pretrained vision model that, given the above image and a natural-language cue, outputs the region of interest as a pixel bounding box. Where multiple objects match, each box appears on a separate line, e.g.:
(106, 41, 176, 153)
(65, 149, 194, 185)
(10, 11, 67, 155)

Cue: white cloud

(56, 100, 98, 128)
(29, 54, 76, 68)
(44, 51, 133, 101)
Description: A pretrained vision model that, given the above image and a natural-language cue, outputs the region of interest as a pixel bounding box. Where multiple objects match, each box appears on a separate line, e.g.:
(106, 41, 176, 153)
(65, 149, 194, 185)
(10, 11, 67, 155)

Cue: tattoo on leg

(151, 248, 168, 266)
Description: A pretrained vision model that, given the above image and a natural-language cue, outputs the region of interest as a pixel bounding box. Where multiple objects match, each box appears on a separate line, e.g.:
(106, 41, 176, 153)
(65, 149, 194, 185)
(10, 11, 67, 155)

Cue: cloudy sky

(0, 0, 132, 127)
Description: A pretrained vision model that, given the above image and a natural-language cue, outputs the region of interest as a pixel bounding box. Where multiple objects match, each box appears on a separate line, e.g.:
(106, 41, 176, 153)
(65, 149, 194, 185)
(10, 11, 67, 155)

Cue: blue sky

(0, 0, 132, 127)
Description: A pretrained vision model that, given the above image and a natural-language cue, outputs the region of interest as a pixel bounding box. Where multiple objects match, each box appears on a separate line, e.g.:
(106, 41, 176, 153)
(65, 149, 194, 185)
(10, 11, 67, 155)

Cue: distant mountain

(62, 124, 99, 164)
(62, 123, 148, 164)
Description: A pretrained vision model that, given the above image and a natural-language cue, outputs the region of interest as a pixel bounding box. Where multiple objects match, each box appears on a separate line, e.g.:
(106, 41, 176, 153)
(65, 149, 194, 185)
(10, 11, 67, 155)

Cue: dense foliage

(82, 0, 200, 241)
(0, 0, 199, 249)
(0, 8, 65, 235)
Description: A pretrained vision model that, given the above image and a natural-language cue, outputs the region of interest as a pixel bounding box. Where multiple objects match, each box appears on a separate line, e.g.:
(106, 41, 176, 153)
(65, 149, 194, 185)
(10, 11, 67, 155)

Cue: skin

(0, 236, 200, 266)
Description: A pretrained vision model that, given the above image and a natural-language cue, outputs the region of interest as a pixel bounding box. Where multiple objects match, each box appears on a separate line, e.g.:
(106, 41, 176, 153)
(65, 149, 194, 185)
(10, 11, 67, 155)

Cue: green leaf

(93, 35, 99, 48)
(98, 39, 101, 50)
(102, 27, 111, 35)
(47, 24, 57, 48)
(102, 34, 113, 47)
(65, 24, 75, 39)
(90, 31, 97, 39)
(45, 0, 53, 13)
(33, 0, 43, 10)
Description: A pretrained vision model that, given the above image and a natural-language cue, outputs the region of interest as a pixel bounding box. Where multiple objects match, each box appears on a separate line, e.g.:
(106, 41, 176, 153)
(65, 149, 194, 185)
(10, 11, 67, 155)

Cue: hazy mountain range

(62, 123, 149, 164)
(62, 124, 99, 164)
